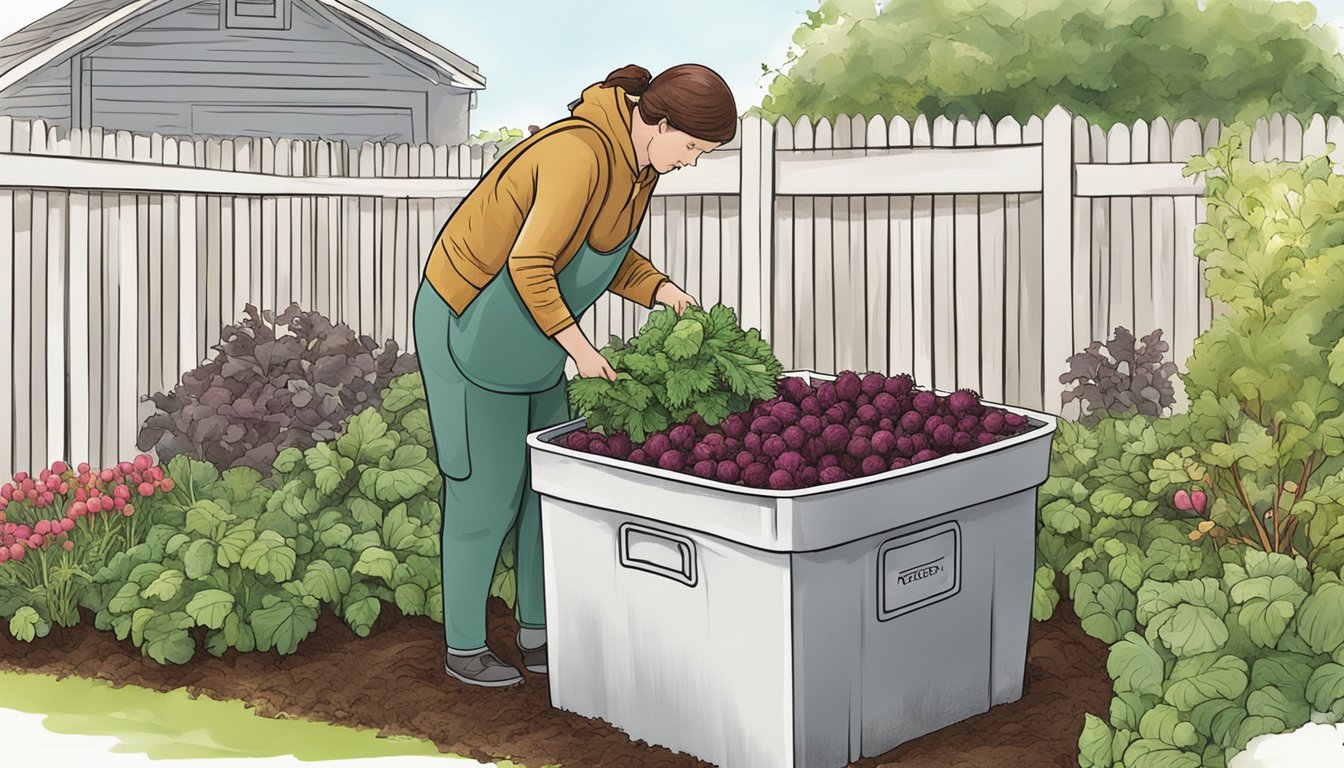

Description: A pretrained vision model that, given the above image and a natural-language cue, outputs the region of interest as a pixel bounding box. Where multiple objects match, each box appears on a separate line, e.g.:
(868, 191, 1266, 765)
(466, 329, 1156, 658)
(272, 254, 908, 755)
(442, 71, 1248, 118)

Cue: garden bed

(0, 596, 1110, 768)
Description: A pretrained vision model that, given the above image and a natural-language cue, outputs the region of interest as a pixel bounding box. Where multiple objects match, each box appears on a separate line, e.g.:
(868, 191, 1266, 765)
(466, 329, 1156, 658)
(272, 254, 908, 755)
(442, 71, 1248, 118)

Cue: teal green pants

(414, 282, 568, 650)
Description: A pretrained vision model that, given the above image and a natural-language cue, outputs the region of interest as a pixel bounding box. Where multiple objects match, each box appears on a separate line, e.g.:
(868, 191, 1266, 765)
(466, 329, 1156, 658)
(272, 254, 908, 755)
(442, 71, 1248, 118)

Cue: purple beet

(861, 372, 886, 398)
(913, 391, 938, 415)
(816, 382, 839, 409)
(772, 401, 801, 426)
(743, 463, 771, 488)
(778, 376, 812, 405)
(862, 455, 887, 476)
(783, 425, 807, 451)
(658, 450, 685, 472)
(722, 415, 748, 439)
(769, 469, 795, 491)
(872, 430, 897, 456)
(911, 449, 941, 464)
(801, 395, 822, 416)
(775, 451, 806, 474)
(884, 374, 915, 398)
(670, 424, 697, 450)
(952, 432, 974, 452)
(717, 460, 742, 484)
(763, 435, 788, 459)
(835, 371, 863, 402)
(819, 466, 848, 485)
(900, 411, 925, 433)
(693, 460, 716, 479)
(797, 466, 819, 488)
(822, 424, 849, 453)
(933, 424, 955, 449)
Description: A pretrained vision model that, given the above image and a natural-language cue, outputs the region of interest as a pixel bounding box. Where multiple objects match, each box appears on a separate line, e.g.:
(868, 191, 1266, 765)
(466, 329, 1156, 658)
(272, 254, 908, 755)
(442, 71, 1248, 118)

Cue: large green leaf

(343, 593, 380, 637)
(301, 561, 351, 603)
(8, 606, 50, 642)
(1164, 653, 1250, 711)
(394, 583, 426, 616)
(1075, 578, 1137, 645)
(182, 539, 216, 581)
(240, 530, 297, 582)
(185, 590, 234, 630)
(142, 611, 196, 664)
(185, 500, 235, 538)
(1078, 713, 1115, 768)
(1109, 632, 1166, 697)
(1032, 566, 1059, 622)
(352, 547, 398, 584)
(250, 595, 319, 655)
(1137, 704, 1198, 748)
(1295, 582, 1344, 657)
(1122, 738, 1201, 768)
(215, 520, 258, 567)
(1306, 663, 1344, 720)
(337, 409, 399, 466)
(664, 317, 706, 360)
(141, 569, 185, 602)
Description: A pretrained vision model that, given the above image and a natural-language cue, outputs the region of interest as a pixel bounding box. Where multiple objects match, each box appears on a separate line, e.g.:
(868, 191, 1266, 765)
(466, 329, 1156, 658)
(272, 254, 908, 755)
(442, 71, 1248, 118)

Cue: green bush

(758, 0, 1344, 128)
(70, 372, 522, 665)
(1035, 119, 1344, 765)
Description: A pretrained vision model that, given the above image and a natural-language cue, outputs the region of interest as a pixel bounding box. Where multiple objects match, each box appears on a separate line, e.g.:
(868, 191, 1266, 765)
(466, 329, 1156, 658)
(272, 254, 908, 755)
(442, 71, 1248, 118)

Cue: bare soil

(0, 597, 1110, 767)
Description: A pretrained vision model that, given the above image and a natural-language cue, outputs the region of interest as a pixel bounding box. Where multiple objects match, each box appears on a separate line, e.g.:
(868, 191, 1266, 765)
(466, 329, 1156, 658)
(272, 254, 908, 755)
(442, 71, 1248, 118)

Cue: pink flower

(137, 482, 154, 497)
(122, 504, 134, 517)
(100, 469, 114, 483)
(34, 520, 50, 536)
(1174, 490, 1193, 511)
(1191, 490, 1207, 515)
(9, 543, 24, 560)
(61, 540, 73, 552)
(59, 518, 74, 532)
(134, 455, 152, 472)
(77, 462, 90, 475)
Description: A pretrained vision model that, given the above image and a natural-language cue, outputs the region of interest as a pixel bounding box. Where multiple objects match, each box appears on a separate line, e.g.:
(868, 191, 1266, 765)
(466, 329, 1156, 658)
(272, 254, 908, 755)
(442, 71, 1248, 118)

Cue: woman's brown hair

(595, 64, 737, 144)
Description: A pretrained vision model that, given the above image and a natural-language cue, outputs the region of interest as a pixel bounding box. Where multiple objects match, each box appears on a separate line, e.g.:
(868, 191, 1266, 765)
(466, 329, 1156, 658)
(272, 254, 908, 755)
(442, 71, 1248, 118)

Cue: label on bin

(877, 522, 960, 620)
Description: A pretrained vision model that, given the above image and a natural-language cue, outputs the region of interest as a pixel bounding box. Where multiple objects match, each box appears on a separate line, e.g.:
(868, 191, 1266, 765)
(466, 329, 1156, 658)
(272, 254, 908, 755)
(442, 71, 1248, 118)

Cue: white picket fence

(0, 106, 1339, 478)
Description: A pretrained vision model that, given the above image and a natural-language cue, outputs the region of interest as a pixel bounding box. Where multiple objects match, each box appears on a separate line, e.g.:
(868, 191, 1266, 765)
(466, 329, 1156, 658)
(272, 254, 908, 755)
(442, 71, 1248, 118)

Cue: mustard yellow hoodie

(422, 83, 668, 337)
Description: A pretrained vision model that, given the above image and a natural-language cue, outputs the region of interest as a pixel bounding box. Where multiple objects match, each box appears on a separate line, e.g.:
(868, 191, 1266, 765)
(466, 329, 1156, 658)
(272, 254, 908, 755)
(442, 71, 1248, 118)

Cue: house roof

(0, 0, 486, 95)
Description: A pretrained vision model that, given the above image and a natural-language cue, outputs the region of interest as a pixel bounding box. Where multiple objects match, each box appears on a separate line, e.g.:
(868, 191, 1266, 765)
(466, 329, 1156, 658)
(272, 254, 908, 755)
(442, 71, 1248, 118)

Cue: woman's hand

(655, 282, 699, 315)
(554, 325, 618, 381)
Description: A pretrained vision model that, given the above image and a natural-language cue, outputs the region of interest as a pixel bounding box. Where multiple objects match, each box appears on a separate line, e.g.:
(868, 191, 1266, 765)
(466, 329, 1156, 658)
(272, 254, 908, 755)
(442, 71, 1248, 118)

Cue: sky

(2, 0, 1344, 133)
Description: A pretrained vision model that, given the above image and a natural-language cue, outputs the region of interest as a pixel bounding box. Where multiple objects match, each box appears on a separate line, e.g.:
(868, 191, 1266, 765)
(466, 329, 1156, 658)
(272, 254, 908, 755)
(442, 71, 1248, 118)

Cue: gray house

(0, 0, 486, 145)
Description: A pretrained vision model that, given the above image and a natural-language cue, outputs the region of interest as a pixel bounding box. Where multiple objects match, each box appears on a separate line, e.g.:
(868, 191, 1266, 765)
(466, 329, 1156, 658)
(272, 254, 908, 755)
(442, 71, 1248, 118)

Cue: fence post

(739, 115, 774, 341)
(1041, 105, 1073, 417)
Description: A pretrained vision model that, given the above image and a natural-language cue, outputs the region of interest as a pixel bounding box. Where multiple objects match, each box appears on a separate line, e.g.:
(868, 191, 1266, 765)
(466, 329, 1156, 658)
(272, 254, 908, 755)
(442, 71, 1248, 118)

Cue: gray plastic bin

(526, 371, 1058, 768)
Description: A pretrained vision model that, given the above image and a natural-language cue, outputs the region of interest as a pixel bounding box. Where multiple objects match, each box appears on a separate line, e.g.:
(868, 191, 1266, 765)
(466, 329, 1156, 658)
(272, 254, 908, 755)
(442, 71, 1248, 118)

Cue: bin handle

(618, 523, 698, 587)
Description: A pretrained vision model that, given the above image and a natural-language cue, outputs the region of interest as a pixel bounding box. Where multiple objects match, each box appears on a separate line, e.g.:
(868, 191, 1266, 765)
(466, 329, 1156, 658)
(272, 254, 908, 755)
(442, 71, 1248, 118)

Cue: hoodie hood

(571, 83, 655, 184)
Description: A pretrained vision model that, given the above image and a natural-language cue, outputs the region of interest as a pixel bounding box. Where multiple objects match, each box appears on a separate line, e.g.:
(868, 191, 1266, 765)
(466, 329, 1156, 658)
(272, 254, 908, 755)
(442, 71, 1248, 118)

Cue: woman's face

(648, 119, 721, 174)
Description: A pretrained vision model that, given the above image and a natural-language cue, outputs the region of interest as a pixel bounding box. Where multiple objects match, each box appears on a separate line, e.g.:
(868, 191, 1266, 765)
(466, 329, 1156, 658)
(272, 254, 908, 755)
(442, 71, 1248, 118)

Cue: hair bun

(602, 65, 653, 96)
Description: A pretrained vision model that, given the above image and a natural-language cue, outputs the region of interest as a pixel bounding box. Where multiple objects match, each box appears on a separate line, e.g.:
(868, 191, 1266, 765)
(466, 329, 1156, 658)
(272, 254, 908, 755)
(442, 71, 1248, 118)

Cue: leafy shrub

(1034, 415, 1344, 768)
(1060, 327, 1179, 427)
(138, 303, 418, 478)
(568, 304, 784, 442)
(1175, 124, 1344, 569)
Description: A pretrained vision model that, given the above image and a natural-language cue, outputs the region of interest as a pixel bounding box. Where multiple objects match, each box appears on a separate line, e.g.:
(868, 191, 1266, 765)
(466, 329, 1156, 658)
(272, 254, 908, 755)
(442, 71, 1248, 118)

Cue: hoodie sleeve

(507, 130, 605, 337)
(607, 247, 669, 308)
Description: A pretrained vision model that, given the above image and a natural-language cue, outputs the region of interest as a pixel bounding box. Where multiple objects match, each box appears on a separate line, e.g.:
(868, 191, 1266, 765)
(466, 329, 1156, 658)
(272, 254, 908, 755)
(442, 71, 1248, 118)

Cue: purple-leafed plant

(1059, 326, 1179, 426)
(137, 303, 418, 476)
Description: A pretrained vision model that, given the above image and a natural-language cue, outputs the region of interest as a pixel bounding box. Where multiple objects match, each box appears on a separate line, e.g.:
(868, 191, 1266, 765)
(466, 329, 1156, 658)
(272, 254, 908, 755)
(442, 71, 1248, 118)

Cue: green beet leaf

(301, 561, 351, 603)
(1032, 566, 1059, 622)
(1122, 738, 1201, 768)
(1163, 653, 1249, 711)
(214, 521, 257, 569)
(180, 539, 216, 580)
(394, 583, 426, 616)
(250, 594, 319, 655)
(1078, 713, 1115, 768)
(240, 530, 297, 582)
(141, 611, 196, 665)
(352, 546, 398, 584)
(185, 590, 235, 630)
(1137, 704, 1198, 748)
(141, 569, 185, 602)
(8, 606, 50, 642)
(1295, 582, 1344, 657)
(1306, 663, 1344, 720)
(1109, 632, 1166, 697)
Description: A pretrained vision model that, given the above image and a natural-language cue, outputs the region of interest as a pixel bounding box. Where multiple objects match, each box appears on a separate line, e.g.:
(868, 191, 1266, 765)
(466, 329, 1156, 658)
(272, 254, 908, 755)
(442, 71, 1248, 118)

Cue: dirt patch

(0, 598, 1110, 767)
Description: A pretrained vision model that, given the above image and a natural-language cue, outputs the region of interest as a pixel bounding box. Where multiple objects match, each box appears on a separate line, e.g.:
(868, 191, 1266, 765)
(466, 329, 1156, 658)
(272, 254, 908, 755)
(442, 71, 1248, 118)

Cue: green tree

(757, 0, 1344, 128)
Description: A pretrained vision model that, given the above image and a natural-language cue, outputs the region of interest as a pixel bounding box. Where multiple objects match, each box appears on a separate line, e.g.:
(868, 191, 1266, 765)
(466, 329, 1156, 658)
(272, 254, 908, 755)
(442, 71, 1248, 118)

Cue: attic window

(225, 0, 290, 30)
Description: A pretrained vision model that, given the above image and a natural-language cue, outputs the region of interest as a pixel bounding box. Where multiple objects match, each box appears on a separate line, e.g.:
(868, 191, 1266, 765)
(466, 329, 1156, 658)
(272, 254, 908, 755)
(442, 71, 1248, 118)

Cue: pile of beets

(557, 371, 1034, 490)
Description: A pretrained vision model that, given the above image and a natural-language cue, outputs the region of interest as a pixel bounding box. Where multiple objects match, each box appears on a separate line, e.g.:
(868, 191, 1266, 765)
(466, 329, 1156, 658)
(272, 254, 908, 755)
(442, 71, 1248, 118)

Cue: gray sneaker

(519, 641, 547, 674)
(443, 648, 524, 688)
